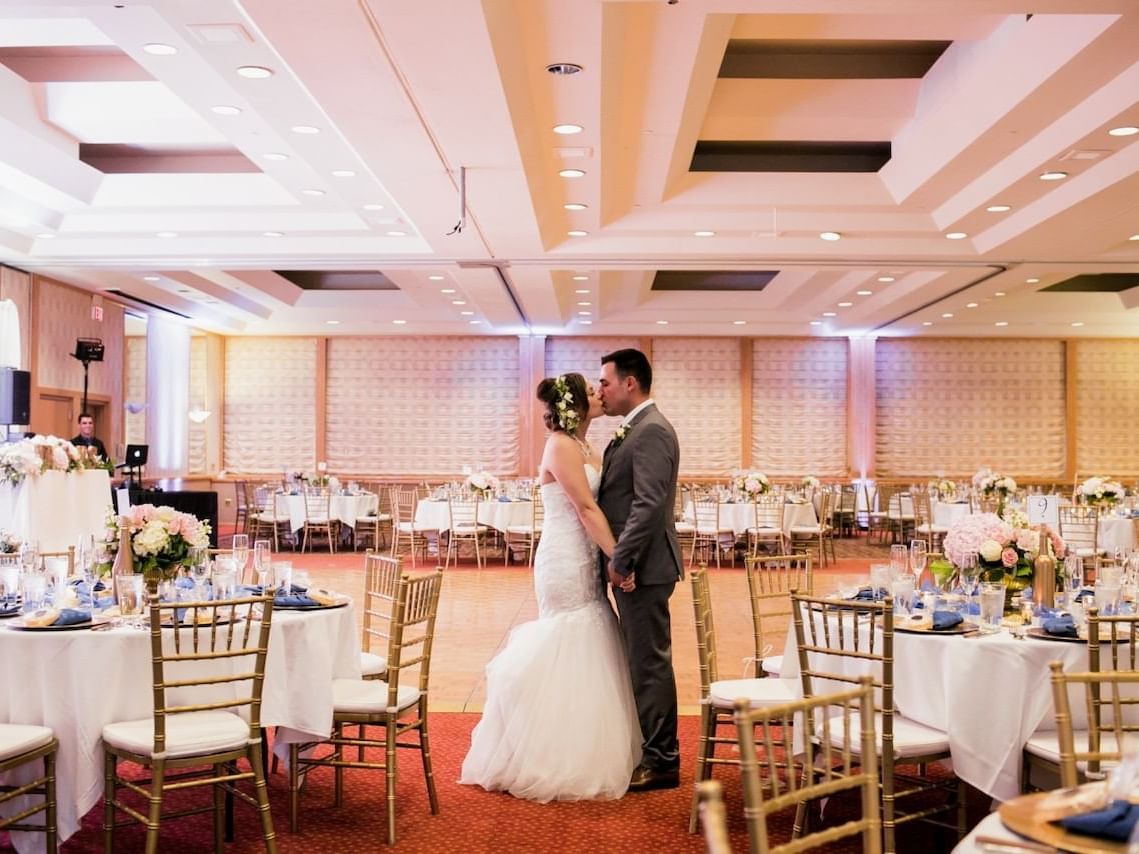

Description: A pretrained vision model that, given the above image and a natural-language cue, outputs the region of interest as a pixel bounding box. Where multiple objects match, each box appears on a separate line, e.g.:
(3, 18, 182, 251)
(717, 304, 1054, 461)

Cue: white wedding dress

(459, 463, 642, 801)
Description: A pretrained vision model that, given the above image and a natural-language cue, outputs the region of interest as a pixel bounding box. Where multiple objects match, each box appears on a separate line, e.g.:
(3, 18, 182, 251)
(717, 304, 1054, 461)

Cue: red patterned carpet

(38, 713, 979, 853)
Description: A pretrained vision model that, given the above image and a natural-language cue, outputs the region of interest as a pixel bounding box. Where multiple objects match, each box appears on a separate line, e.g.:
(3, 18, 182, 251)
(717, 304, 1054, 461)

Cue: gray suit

(598, 403, 683, 772)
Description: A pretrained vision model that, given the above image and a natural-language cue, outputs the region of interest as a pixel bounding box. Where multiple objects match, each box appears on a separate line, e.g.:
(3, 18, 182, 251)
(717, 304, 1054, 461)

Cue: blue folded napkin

(69, 578, 106, 592)
(497, 496, 512, 502)
(1074, 588, 1095, 602)
(1037, 605, 1062, 619)
(1060, 800, 1139, 841)
(932, 611, 963, 630)
(849, 587, 888, 601)
(274, 592, 320, 608)
(243, 583, 307, 596)
(175, 577, 195, 590)
(0, 603, 20, 617)
(1043, 614, 1078, 638)
(54, 608, 92, 626)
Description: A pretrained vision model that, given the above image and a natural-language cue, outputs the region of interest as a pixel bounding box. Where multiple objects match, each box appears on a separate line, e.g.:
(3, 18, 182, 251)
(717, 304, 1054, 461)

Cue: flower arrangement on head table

(0, 530, 20, 554)
(0, 435, 95, 485)
(734, 471, 771, 499)
(465, 471, 500, 500)
(929, 479, 957, 500)
(1077, 476, 1125, 510)
(943, 512, 1066, 583)
(972, 467, 1017, 499)
(103, 504, 211, 580)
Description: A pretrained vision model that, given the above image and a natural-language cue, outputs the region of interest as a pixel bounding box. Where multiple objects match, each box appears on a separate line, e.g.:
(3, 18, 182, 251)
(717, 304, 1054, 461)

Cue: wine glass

(253, 540, 272, 590)
(890, 544, 909, 577)
(910, 539, 928, 575)
(232, 534, 250, 584)
(189, 546, 210, 598)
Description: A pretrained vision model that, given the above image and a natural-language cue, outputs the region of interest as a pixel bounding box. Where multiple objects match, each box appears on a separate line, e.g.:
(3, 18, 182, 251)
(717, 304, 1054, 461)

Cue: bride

(459, 372, 642, 801)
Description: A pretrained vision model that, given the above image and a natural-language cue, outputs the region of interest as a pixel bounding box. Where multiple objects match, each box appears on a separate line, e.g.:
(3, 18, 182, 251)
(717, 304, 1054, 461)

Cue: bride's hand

(619, 574, 636, 592)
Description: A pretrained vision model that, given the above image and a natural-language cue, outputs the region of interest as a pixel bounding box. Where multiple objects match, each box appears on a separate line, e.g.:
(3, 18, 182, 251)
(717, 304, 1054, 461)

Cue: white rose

(979, 539, 1003, 562)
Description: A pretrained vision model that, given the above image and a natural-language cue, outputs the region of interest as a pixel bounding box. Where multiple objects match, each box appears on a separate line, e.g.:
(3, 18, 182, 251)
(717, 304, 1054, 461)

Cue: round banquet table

(780, 619, 1116, 803)
(684, 500, 818, 537)
(1098, 516, 1138, 554)
(0, 603, 360, 853)
(275, 491, 378, 533)
(931, 500, 972, 528)
(414, 498, 533, 533)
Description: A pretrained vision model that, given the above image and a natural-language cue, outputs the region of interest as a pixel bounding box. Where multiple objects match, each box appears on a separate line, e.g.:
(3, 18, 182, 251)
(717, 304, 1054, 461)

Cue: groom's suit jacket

(598, 403, 684, 585)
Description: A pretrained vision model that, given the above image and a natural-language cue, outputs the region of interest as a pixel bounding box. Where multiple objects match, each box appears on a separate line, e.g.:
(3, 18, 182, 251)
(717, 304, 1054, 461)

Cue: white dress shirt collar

(621, 398, 655, 428)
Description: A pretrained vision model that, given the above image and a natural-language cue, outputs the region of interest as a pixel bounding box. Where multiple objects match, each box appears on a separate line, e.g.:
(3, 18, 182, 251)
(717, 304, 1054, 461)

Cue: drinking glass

(253, 540, 272, 589)
(0, 561, 19, 609)
(231, 534, 250, 583)
(20, 571, 46, 614)
(212, 557, 237, 600)
(189, 547, 211, 598)
(870, 564, 893, 601)
(891, 574, 916, 617)
(271, 561, 293, 593)
(910, 540, 928, 577)
(19, 542, 38, 574)
(890, 544, 909, 576)
(1064, 554, 1084, 604)
(1095, 579, 1122, 616)
(114, 574, 144, 629)
(979, 582, 1005, 634)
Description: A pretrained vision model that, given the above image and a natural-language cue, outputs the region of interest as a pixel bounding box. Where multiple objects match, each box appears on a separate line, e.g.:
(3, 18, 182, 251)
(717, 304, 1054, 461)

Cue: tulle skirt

(459, 600, 642, 802)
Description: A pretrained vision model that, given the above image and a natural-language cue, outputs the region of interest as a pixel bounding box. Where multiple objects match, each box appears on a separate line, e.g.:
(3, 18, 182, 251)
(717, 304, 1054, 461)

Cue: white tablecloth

(781, 621, 1098, 802)
(684, 501, 817, 537)
(0, 603, 359, 852)
(276, 492, 378, 533)
(0, 470, 111, 552)
(415, 498, 533, 533)
(932, 500, 972, 528)
(1099, 516, 1138, 554)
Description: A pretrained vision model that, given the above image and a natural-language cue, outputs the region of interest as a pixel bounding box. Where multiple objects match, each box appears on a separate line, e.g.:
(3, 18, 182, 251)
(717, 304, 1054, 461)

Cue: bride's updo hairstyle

(537, 372, 588, 434)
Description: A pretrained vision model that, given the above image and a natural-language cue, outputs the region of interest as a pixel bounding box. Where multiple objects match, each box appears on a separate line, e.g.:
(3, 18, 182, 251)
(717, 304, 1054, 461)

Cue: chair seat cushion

(821, 712, 949, 758)
(709, 677, 796, 709)
(790, 526, 823, 535)
(1024, 730, 1121, 766)
(0, 724, 54, 761)
(332, 678, 421, 714)
(360, 650, 387, 677)
(452, 524, 488, 534)
(398, 521, 436, 533)
(1074, 547, 1105, 558)
(675, 522, 696, 533)
(505, 525, 535, 535)
(103, 711, 250, 759)
(916, 524, 949, 534)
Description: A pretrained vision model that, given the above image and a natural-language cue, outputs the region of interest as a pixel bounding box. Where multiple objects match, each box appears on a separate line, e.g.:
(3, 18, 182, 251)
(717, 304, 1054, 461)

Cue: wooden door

(35, 393, 74, 440)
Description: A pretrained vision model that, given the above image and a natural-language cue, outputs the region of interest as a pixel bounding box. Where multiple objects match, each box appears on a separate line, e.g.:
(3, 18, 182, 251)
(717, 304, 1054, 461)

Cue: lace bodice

(534, 464, 603, 616)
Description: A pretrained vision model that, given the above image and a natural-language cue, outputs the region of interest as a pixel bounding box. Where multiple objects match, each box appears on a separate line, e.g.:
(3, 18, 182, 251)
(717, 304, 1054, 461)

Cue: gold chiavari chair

(865, 482, 891, 545)
(352, 483, 392, 552)
(885, 491, 915, 545)
(696, 780, 733, 854)
(233, 480, 249, 539)
(38, 546, 75, 580)
(691, 497, 738, 568)
(360, 552, 402, 681)
(249, 485, 290, 552)
(688, 567, 796, 834)
(735, 678, 882, 854)
(788, 492, 833, 568)
(301, 488, 337, 553)
(832, 483, 859, 538)
(445, 497, 487, 568)
(674, 486, 696, 558)
(102, 590, 277, 854)
(743, 553, 811, 679)
(289, 570, 443, 844)
(791, 593, 965, 854)
(503, 487, 543, 567)
(389, 486, 437, 568)
(1059, 506, 1105, 581)
(0, 725, 59, 853)
(747, 497, 786, 556)
(911, 491, 948, 553)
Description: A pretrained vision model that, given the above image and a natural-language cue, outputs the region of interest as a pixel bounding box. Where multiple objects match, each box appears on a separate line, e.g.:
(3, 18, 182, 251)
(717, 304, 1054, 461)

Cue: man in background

(71, 412, 107, 460)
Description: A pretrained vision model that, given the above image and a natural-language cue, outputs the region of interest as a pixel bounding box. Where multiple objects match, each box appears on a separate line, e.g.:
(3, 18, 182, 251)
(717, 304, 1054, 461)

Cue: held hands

(608, 560, 635, 592)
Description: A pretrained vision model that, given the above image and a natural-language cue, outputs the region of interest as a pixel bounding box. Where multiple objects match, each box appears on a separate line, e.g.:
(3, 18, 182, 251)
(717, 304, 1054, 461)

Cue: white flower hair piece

(553, 375, 581, 433)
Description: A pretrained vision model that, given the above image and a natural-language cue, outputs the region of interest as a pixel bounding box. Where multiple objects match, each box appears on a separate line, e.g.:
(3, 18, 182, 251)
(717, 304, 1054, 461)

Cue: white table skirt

(1099, 516, 1138, 554)
(276, 492, 378, 533)
(0, 603, 359, 852)
(415, 498, 533, 533)
(781, 619, 1104, 802)
(684, 501, 817, 537)
(0, 470, 111, 553)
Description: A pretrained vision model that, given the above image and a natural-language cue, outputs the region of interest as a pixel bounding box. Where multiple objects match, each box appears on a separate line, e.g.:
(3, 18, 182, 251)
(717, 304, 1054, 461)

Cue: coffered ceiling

(0, 0, 1137, 338)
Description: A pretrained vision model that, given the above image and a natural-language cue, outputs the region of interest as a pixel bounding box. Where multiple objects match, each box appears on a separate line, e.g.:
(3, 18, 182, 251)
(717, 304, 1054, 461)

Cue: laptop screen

(124, 444, 148, 465)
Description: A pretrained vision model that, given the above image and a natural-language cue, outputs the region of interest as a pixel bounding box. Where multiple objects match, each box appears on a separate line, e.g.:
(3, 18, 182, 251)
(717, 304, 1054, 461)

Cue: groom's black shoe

(628, 765, 680, 792)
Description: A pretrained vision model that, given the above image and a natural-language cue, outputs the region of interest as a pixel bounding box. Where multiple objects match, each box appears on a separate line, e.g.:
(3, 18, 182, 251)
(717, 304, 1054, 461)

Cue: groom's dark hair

(601, 348, 652, 393)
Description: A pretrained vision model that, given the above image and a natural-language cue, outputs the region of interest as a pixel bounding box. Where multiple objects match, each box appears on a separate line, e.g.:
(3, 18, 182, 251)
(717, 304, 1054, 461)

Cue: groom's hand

(608, 561, 635, 592)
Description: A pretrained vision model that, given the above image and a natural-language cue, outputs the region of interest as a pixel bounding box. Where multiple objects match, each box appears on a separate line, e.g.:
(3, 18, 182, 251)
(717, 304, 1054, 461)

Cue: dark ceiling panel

(719, 39, 951, 79)
(1040, 274, 1139, 293)
(79, 144, 258, 174)
(275, 270, 399, 291)
(690, 140, 890, 173)
(651, 270, 777, 291)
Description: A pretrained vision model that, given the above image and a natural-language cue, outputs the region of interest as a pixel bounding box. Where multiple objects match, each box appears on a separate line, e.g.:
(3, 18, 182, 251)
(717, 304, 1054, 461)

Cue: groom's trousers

(613, 580, 679, 772)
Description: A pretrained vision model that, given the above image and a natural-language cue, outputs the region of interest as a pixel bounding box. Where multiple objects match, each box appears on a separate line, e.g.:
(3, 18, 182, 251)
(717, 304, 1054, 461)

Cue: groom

(597, 348, 683, 792)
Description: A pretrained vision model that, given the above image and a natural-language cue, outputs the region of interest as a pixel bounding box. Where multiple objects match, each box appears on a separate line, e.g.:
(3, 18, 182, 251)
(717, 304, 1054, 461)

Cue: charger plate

(894, 618, 977, 635)
(999, 792, 1126, 854)
(1026, 627, 1131, 644)
(7, 615, 106, 632)
(274, 600, 348, 612)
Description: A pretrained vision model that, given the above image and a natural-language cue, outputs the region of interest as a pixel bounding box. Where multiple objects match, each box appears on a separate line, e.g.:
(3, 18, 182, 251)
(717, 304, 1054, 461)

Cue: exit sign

(91, 305, 103, 321)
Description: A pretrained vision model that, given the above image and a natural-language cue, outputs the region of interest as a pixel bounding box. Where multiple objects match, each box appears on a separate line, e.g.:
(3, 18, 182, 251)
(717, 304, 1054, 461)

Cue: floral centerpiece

(972, 467, 1017, 499)
(1077, 476, 1124, 510)
(465, 471, 500, 500)
(0, 435, 101, 485)
(943, 512, 1066, 607)
(0, 530, 20, 554)
(800, 475, 820, 490)
(930, 479, 957, 500)
(104, 504, 211, 581)
(734, 470, 770, 499)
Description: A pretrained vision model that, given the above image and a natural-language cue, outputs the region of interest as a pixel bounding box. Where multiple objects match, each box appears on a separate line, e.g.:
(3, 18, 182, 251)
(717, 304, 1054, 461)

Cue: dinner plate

(999, 791, 1126, 853)
(7, 615, 107, 631)
(895, 619, 977, 635)
(274, 600, 349, 612)
(1026, 626, 1132, 644)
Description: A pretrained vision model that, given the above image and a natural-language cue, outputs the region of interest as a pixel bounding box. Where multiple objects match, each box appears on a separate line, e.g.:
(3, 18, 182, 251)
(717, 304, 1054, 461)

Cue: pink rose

(1001, 547, 1018, 568)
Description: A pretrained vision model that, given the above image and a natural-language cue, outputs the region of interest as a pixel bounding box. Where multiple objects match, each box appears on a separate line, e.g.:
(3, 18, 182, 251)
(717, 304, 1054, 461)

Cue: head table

(0, 469, 111, 553)
(0, 602, 360, 853)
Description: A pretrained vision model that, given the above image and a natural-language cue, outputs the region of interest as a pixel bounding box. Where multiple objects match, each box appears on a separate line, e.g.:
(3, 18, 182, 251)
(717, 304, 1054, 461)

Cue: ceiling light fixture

(941, 312, 954, 318)
(156, 231, 177, 238)
(564, 203, 588, 211)
(326, 320, 341, 325)
(986, 205, 1011, 213)
(575, 289, 590, 294)
(428, 275, 445, 281)
(567, 230, 588, 237)
(236, 65, 273, 78)
(572, 275, 589, 281)
(946, 232, 968, 240)
(362, 203, 385, 211)
(559, 168, 586, 178)
(452, 300, 466, 305)
(1071, 321, 1085, 327)
(822, 312, 837, 317)
(578, 311, 592, 316)
(143, 43, 177, 55)
(546, 63, 583, 75)
(331, 169, 356, 177)
(300, 188, 325, 196)
(1108, 126, 1139, 137)
(995, 321, 1009, 327)
(386, 230, 407, 237)
(809, 320, 822, 326)
(143, 275, 161, 282)
(262, 231, 283, 237)
(469, 320, 483, 325)
(837, 301, 853, 307)
(210, 105, 241, 116)
(877, 276, 895, 283)
(857, 290, 873, 296)
(577, 301, 591, 306)
(1026, 278, 1040, 283)
(553, 124, 583, 134)
(693, 230, 715, 237)
(460, 311, 474, 316)
(291, 125, 320, 135)
(922, 321, 933, 326)
(656, 320, 669, 325)
(263, 152, 288, 161)
(819, 231, 842, 241)
(1039, 171, 1068, 181)
(441, 288, 456, 294)
(392, 319, 407, 325)
(1129, 234, 1139, 241)
(966, 302, 978, 308)
(733, 320, 746, 325)
(995, 291, 1006, 297)
(580, 319, 593, 325)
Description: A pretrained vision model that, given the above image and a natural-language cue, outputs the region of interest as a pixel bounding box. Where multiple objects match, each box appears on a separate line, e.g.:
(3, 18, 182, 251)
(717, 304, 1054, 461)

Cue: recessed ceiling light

(553, 124, 583, 134)
(546, 63, 583, 75)
(575, 289, 590, 294)
(822, 312, 837, 317)
(564, 203, 588, 211)
(36, 233, 55, 239)
(331, 169, 356, 177)
(362, 203, 385, 211)
(291, 125, 320, 135)
(1039, 171, 1068, 181)
(326, 320, 341, 325)
(441, 288, 456, 294)
(567, 230, 588, 237)
(986, 205, 1011, 213)
(922, 321, 933, 326)
(263, 152, 289, 161)
(966, 302, 978, 308)
(143, 275, 161, 282)
(819, 231, 842, 241)
(1026, 277, 1040, 283)
(143, 43, 177, 55)
(210, 105, 241, 116)
(946, 232, 968, 240)
(460, 311, 474, 316)
(693, 230, 715, 237)
(469, 320, 482, 325)
(856, 290, 873, 296)
(263, 231, 284, 237)
(578, 311, 592, 316)
(1071, 321, 1085, 327)
(877, 276, 895, 283)
(995, 291, 1006, 297)
(577, 301, 592, 306)
(386, 230, 407, 237)
(995, 321, 1009, 327)
(1129, 234, 1139, 241)
(300, 188, 325, 196)
(156, 231, 178, 238)
(1108, 126, 1139, 137)
(809, 320, 823, 326)
(656, 320, 669, 325)
(236, 65, 273, 79)
(452, 299, 466, 305)
(732, 320, 746, 325)
(580, 319, 593, 325)
(572, 275, 589, 281)
(428, 275, 445, 281)
(392, 319, 407, 325)
(941, 312, 954, 318)
(837, 301, 853, 307)
(559, 169, 585, 178)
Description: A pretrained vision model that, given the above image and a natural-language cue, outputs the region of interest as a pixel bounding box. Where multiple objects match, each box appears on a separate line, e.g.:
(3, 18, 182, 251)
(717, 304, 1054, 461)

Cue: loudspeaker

(0, 368, 30, 425)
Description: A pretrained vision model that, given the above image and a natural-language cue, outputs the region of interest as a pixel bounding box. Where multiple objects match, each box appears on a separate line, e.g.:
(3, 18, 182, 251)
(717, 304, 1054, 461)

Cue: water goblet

(231, 534, 250, 583)
(19, 571, 45, 614)
(891, 574, 916, 617)
(212, 556, 237, 599)
(890, 544, 909, 576)
(271, 561, 293, 593)
(870, 564, 893, 601)
(978, 582, 1005, 634)
(1095, 579, 1122, 616)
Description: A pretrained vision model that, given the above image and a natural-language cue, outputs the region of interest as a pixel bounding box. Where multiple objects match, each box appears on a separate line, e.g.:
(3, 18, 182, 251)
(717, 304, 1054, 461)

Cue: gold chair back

(696, 780, 733, 854)
(1049, 660, 1139, 788)
(744, 553, 810, 675)
(362, 552, 403, 659)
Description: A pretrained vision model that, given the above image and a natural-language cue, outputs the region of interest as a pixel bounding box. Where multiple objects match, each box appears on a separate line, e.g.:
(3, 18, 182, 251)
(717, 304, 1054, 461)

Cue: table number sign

(1027, 494, 1060, 529)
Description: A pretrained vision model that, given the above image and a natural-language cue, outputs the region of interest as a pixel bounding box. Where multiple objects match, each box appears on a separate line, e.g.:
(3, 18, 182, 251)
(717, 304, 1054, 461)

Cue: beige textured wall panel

(188, 336, 207, 474)
(326, 337, 520, 476)
(876, 339, 1065, 477)
(652, 338, 741, 475)
(35, 278, 118, 397)
(1074, 340, 1139, 475)
(544, 337, 638, 452)
(751, 338, 848, 477)
(124, 335, 146, 446)
(224, 337, 316, 474)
